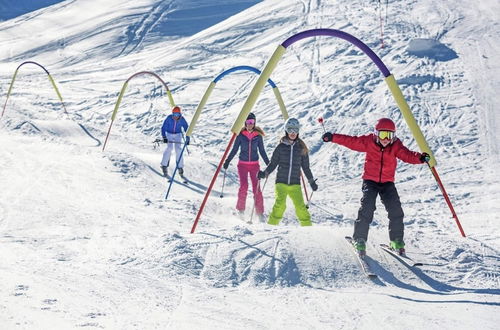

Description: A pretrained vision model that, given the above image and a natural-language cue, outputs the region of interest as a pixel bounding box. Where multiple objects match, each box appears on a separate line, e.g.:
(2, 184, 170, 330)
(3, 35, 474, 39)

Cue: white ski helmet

(284, 117, 300, 134)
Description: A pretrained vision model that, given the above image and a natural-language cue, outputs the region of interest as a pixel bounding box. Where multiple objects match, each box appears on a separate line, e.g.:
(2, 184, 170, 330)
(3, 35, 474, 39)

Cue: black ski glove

(309, 179, 318, 191)
(163, 137, 168, 143)
(420, 152, 430, 163)
(322, 132, 333, 142)
(185, 136, 191, 145)
(258, 170, 267, 179)
(223, 159, 230, 170)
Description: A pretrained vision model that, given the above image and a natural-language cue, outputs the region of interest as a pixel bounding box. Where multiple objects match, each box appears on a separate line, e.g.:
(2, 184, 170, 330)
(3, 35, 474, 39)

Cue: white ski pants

(161, 132, 184, 168)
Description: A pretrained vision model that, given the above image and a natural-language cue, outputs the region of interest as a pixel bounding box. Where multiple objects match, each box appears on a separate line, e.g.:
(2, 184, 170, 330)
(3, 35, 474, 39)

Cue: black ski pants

(353, 179, 404, 243)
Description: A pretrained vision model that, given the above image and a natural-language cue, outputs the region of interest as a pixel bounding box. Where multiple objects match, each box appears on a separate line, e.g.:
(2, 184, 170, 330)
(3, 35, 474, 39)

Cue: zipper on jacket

(379, 147, 385, 182)
(173, 120, 177, 133)
(288, 143, 294, 184)
(248, 137, 252, 161)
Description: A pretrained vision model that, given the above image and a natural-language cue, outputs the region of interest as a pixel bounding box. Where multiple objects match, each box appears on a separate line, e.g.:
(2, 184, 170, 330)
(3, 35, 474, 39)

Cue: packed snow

(0, 0, 499, 328)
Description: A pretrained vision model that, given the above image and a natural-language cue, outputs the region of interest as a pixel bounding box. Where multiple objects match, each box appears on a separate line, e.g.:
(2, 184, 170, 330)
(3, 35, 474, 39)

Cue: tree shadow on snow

(385, 294, 500, 307)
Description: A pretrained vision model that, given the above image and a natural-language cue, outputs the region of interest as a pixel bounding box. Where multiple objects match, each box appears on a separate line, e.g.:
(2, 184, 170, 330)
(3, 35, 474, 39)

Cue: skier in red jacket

(322, 118, 430, 255)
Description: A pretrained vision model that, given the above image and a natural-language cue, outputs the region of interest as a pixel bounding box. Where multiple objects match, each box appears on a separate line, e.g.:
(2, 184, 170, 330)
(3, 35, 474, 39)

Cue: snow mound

(119, 227, 370, 289)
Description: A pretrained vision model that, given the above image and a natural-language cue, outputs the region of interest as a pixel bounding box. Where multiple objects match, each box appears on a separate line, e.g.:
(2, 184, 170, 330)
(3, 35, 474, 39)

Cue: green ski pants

(268, 183, 311, 226)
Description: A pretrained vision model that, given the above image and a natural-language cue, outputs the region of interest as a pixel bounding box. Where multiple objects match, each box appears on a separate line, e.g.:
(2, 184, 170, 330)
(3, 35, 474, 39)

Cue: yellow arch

(231, 37, 436, 167)
(186, 66, 288, 137)
(1, 61, 67, 118)
(102, 71, 176, 151)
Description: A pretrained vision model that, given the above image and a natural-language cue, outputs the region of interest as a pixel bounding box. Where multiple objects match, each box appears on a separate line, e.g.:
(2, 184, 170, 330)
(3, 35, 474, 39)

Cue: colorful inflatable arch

(186, 65, 288, 137)
(102, 71, 176, 151)
(1, 61, 68, 118)
(191, 28, 464, 236)
(165, 65, 290, 200)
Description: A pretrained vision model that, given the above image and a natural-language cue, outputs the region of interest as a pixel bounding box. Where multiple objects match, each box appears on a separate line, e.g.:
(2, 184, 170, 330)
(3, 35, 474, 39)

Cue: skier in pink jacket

(224, 113, 270, 221)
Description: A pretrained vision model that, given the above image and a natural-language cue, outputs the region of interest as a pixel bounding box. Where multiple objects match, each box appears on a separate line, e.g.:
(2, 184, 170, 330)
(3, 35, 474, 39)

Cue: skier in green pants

(258, 118, 318, 226)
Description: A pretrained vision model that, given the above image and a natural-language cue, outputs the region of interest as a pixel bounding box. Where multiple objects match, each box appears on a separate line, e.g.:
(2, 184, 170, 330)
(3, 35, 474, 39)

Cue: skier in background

(224, 113, 269, 221)
(322, 118, 430, 255)
(258, 117, 318, 227)
(161, 106, 190, 178)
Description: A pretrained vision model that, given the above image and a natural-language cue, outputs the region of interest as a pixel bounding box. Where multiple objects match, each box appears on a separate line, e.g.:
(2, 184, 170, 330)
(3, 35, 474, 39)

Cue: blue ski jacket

(226, 128, 270, 165)
(161, 115, 189, 138)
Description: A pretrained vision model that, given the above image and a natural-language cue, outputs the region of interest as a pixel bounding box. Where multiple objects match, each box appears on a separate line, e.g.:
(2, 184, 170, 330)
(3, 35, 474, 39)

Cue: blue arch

(213, 65, 277, 88)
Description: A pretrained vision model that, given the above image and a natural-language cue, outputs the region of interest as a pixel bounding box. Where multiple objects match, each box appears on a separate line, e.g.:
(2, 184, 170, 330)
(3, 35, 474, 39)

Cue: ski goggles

(286, 127, 300, 134)
(245, 119, 255, 125)
(172, 112, 181, 117)
(377, 130, 394, 140)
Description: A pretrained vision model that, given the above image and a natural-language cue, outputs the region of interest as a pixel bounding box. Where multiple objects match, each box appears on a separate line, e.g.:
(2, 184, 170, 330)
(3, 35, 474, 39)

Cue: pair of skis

(165, 173, 189, 184)
(345, 236, 423, 279)
(237, 212, 265, 225)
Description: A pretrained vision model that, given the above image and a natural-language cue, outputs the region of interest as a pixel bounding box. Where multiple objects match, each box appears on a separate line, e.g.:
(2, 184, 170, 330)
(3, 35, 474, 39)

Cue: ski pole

(219, 168, 227, 198)
(425, 160, 466, 237)
(181, 130, 190, 155)
(250, 176, 268, 223)
(300, 172, 310, 202)
(306, 191, 314, 209)
(153, 139, 200, 146)
(318, 117, 327, 133)
(153, 139, 161, 150)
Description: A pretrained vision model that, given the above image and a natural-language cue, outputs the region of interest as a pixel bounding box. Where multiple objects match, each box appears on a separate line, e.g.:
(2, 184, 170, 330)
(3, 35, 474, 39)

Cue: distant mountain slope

(0, 0, 64, 21)
(0, 0, 261, 63)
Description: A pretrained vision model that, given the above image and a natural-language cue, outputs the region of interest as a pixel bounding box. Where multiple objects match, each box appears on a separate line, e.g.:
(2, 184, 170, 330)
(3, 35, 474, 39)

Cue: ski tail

(379, 244, 423, 267)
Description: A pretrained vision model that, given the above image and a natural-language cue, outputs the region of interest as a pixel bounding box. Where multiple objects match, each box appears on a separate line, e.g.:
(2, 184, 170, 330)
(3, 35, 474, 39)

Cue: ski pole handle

(153, 139, 199, 146)
(153, 139, 162, 149)
(318, 117, 326, 133)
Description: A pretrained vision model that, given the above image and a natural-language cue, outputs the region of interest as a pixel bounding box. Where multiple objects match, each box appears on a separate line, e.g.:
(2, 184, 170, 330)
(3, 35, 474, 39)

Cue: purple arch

(2, 61, 67, 117)
(282, 29, 391, 78)
(15, 61, 51, 75)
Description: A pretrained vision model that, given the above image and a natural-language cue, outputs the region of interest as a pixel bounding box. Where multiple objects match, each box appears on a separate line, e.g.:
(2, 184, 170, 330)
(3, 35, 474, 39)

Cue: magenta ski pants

(236, 162, 264, 215)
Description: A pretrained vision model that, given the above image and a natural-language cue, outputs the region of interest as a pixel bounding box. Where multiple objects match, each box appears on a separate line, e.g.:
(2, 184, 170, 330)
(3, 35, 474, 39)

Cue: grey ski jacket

(264, 137, 314, 185)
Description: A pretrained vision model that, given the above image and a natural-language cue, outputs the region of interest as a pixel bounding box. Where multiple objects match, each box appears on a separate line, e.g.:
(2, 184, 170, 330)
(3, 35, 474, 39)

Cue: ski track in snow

(0, 0, 499, 328)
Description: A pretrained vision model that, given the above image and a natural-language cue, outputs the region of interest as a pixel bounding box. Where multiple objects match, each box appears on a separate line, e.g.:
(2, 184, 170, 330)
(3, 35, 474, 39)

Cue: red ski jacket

(331, 133, 423, 183)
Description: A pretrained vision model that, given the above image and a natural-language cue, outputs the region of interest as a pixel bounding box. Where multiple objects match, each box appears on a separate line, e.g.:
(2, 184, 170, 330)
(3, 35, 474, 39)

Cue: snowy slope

(0, 0, 499, 328)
